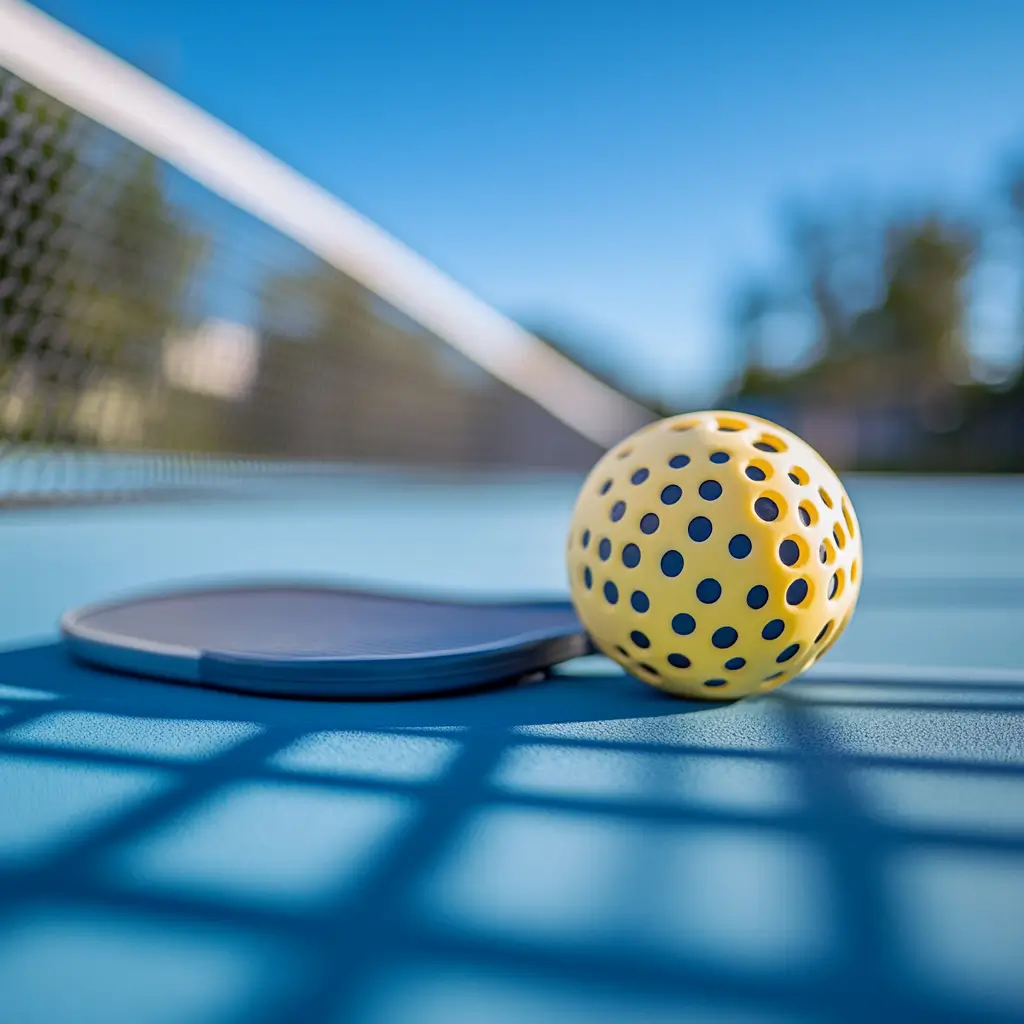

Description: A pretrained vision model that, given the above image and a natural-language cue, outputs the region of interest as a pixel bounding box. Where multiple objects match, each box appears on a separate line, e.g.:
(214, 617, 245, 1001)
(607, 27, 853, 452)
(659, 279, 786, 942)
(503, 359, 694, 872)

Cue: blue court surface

(0, 471, 1022, 1023)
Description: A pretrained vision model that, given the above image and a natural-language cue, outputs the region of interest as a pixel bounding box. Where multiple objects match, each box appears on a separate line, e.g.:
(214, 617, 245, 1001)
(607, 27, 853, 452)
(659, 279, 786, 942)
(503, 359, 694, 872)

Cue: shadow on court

(0, 642, 705, 729)
(0, 642, 1022, 1023)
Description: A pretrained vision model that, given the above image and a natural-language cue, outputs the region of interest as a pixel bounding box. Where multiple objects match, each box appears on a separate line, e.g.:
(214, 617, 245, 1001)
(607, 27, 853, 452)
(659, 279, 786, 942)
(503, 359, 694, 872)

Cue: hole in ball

(783, 536, 807, 567)
(755, 496, 780, 521)
(729, 534, 752, 559)
(745, 458, 773, 481)
(843, 498, 856, 538)
(799, 501, 818, 527)
(672, 612, 696, 635)
(779, 539, 800, 566)
(688, 516, 713, 542)
(777, 643, 800, 663)
(630, 630, 650, 649)
(716, 416, 747, 432)
(660, 550, 684, 577)
(712, 626, 738, 648)
(753, 434, 787, 453)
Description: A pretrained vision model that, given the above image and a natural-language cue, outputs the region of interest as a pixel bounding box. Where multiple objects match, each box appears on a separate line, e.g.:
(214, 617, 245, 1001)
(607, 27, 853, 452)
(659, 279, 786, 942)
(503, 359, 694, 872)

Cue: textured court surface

(0, 473, 1022, 1023)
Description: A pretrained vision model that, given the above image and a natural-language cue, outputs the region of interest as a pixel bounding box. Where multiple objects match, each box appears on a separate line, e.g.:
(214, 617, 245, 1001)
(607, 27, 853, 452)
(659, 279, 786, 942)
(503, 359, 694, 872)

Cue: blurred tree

(1009, 162, 1024, 371)
(786, 210, 848, 358)
(246, 263, 482, 462)
(727, 203, 980, 468)
(976, 160, 1024, 467)
(0, 71, 207, 447)
(80, 152, 206, 362)
(65, 149, 207, 449)
(876, 214, 976, 408)
(0, 75, 78, 439)
(731, 207, 976, 404)
(1010, 162, 1024, 222)
(896, 215, 975, 438)
(726, 281, 775, 390)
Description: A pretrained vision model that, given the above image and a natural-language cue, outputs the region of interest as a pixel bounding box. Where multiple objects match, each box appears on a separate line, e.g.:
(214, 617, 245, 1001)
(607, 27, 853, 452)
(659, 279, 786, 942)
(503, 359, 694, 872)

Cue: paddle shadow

(0, 642, 717, 730)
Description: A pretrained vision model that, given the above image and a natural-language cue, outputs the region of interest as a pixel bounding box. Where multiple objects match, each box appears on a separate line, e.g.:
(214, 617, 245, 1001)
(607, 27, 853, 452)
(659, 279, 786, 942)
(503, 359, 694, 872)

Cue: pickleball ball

(566, 410, 862, 700)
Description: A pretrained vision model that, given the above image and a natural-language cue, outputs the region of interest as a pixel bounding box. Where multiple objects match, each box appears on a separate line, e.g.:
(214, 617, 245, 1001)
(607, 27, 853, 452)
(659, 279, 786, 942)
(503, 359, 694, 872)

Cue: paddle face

(61, 584, 592, 699)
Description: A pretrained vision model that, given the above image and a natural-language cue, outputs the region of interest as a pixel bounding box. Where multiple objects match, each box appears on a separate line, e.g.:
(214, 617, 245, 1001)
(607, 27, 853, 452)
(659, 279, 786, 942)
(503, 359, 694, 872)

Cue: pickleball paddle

(61, 582, 592, 699)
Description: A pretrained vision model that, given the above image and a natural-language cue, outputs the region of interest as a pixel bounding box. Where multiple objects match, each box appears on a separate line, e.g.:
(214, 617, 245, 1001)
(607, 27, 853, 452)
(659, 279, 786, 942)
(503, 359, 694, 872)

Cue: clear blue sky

(33, 0, 1024, 403)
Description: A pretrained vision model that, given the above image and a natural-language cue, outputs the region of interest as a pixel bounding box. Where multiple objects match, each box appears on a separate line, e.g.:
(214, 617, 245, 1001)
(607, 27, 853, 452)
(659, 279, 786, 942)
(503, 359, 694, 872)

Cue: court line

(560, 656, 1024, 687)
(806, 662, 1024, 687)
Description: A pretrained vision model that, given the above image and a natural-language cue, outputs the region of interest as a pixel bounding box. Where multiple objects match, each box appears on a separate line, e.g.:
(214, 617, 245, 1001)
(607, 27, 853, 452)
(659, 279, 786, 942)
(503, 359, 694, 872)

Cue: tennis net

(0, 1, 652, 504)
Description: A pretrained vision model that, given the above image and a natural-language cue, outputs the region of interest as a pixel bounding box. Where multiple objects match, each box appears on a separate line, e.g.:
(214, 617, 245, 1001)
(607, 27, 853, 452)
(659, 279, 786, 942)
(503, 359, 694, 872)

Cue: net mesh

(0, 62, 603, 504)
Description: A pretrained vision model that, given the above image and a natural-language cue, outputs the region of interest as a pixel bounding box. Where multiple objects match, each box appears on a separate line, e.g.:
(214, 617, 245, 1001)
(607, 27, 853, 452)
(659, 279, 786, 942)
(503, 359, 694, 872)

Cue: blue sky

(33, 0, 1024, 403)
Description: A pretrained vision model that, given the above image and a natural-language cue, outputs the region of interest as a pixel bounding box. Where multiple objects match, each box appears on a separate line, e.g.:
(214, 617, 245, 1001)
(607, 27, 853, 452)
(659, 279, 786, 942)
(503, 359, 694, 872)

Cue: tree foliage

(0, 71, 206, 445)
(732, 207, 979, 404)
(0, 78, 77, 371)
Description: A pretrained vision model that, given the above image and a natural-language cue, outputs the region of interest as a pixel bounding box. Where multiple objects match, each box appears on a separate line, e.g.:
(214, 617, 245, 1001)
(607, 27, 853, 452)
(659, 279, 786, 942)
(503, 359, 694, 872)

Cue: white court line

(804, 662, 1024, 687)
(0, 0, 654, 448)
(559, 655, 1024, 687)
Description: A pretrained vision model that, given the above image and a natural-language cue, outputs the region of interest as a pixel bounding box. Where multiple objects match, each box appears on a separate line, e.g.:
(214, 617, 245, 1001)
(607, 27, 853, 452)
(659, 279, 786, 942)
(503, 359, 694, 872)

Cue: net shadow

(0, 644, 1021, 1023)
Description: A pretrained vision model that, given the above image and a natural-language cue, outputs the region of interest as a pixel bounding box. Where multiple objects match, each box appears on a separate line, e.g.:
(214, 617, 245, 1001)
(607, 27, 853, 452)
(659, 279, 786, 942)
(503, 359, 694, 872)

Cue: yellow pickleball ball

(566, 410, 862, 700)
